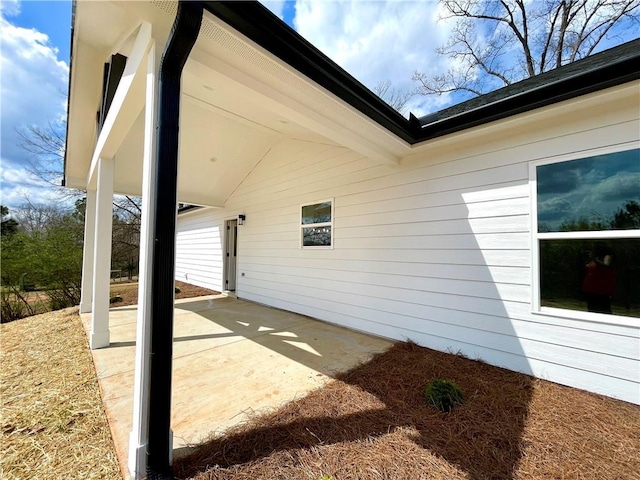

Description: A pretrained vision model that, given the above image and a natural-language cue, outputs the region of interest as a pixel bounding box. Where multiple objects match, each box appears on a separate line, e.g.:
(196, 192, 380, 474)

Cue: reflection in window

(302, 226, 332, 247)
(540, 239, 640, 318)
(302, 202, 332, 225)
(301, 200, 333, 248)
(537, 149, 639, 232)
(534, 148, 639, 319)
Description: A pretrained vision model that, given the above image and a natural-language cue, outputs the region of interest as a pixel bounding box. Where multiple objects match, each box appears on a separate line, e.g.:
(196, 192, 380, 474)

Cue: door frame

(223, 218, 238, 293)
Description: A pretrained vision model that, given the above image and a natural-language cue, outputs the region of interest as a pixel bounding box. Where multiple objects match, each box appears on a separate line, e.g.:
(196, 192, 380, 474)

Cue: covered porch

(65, 2, 407, 476)
(81, 294, 391, 479)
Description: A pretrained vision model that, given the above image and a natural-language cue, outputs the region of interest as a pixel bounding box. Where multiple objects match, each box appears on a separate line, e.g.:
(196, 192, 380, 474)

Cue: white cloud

(260, 0, 287, 20)
(0, 9, 69, 207)
(0, 0, 20, 17)
(592, 172, 640, 201)
(292, 0, 457, 116)
(0, 162, 62, 207)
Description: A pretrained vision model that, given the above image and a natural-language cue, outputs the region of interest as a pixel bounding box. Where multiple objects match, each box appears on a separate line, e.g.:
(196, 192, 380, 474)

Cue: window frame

(529, 143, 640, 326)
(300, 198, 334, 249)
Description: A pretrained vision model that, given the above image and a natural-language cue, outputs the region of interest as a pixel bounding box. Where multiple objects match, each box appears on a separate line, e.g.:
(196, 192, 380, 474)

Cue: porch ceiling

(65, 1, 408, 207)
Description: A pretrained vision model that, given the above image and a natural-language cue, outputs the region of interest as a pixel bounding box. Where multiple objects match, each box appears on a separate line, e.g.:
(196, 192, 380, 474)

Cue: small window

(301, 200, 333, 248)
(531, 147, 640, 321)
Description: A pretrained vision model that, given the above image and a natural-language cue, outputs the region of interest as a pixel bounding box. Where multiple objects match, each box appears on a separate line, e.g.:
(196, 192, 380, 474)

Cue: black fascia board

(201, 0, 640, 146)
(177, 204, 202, 215)
(413, 39, 640, 143)
(62, 0, 77, 187)
(202, 1, 416, 143)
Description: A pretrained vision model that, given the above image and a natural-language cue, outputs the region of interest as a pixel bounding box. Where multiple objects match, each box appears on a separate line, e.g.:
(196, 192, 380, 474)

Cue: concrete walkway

(81, 295, 391, 478)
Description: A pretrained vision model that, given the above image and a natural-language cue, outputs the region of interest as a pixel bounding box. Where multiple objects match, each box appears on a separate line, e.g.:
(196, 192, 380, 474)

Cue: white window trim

(300, 198, 334, 249)
(529, 143, 640, 328)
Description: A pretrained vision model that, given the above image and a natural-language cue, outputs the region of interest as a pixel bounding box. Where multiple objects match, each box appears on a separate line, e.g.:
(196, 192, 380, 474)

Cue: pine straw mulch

(1, 307, 122, 480)
(174, 342, 640, 480)
(109, 280, 219, 308)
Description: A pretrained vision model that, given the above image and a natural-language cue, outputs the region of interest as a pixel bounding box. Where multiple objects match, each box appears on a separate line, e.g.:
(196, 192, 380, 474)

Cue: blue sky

(1, 0, 71, 209)
(9, 1, 71, 59)
(1, 0, 638, 210)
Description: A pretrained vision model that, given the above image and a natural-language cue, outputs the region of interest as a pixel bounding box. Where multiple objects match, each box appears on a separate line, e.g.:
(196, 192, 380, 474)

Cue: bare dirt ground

(109, 280, 219, 307)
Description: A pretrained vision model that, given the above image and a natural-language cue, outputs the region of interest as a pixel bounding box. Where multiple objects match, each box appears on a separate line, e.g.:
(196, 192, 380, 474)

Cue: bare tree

(373, 79, 415, 115)
(13, 198, 68, 236)
(18, 120, 142, 216)
(413, 0, 640, 97)
(17, 119, 143, 278)
(17, 122, 71, 196)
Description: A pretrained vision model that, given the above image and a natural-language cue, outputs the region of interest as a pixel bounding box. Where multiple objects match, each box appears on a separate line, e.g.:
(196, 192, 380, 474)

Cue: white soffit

(185, 8, 409, 165)
(68, 0, 411, 198)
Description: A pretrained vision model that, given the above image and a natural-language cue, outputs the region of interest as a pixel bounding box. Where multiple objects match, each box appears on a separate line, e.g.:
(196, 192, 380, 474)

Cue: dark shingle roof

(417, 38, 640, 128)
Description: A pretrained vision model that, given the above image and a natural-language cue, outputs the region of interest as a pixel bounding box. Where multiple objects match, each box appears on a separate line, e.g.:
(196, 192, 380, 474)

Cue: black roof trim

(177, 204, 202, 214)
(203, 1, 416, 142)
(414, 38, 640, 142)
(204, 0, 640, 145)
(62, 0, 77, 187)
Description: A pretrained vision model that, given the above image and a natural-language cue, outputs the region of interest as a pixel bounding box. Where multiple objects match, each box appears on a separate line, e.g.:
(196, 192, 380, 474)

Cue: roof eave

(413, 52, 640, 143)
(203, 1, 640, 145)
(62, 0, 78, 187)
(202, 1, 417, 143)
(66, 1, 640, 172)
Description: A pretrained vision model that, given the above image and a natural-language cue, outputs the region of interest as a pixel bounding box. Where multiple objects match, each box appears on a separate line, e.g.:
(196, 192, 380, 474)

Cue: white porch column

(80, 189, 96, 313)
(129, 42, 169, 479)
(90, 156, 114, 350)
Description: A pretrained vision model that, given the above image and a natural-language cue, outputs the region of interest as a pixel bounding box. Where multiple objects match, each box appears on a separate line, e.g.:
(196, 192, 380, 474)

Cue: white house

(64, 1, 640, 478)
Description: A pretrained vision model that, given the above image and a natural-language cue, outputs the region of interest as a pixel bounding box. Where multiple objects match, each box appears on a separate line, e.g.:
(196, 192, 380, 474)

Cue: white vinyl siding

(175, 208, 223, 291)
(175, 85, 640, 404)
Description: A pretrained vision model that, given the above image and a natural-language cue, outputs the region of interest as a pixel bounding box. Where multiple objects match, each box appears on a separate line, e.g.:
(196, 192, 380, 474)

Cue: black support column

(146, 2, 202, 479)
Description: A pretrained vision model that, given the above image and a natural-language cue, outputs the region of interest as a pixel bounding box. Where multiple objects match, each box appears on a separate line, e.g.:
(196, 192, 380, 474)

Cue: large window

(301, 200, 333, 248)
(531, 147, 640, 320)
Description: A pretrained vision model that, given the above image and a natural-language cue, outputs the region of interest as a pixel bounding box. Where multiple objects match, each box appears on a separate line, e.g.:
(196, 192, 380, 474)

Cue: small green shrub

(424, 379, 464, 413)
(319, 476, 335, 480)
(109, 295, 123, 304)
(175, 286, 181, 294)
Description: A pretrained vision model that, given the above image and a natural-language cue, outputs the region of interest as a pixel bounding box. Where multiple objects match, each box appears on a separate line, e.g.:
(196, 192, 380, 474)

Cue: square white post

(90, 156, 114, 350)
(80, 189, 97, 313)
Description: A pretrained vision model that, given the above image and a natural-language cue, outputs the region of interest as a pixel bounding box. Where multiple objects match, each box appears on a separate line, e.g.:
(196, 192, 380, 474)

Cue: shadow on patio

(172, 341, 535, 480)
(82, 295, 392, 478)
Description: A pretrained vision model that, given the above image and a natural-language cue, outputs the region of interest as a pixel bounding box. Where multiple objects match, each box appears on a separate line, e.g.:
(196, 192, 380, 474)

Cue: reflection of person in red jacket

(582, 244, 615, 314)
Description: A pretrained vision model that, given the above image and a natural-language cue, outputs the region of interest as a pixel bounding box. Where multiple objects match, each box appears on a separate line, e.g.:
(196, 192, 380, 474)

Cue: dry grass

(1, 307, 121, 480)
(0, 281, 218, 479)
(2, 301, 638, 480)
(174, 342, 640, 480)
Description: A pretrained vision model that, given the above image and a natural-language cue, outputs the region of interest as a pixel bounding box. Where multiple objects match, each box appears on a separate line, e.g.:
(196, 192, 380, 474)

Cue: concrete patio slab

(81, 295, 392, 479)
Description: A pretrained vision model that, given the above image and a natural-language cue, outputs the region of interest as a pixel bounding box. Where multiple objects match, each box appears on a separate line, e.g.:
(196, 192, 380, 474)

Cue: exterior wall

(175, 208, 224, 291)
(175, 84, 640, 404)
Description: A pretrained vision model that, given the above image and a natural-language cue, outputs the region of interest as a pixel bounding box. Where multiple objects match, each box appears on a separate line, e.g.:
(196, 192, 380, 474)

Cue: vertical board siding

(175, 99, 640, 403)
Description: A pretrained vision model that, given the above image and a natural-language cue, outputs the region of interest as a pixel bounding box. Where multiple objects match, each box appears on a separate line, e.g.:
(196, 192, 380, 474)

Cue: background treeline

(1, 198, 140, 322)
